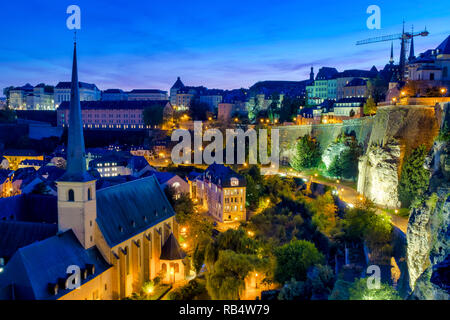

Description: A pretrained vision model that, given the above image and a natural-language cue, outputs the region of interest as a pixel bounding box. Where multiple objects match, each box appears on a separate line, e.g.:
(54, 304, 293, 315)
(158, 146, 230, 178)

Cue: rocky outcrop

(406, 102, 450, 300)
(322, 142, 349, 169)
(357, 106, 439, 207)
(357, 140, 401, 208)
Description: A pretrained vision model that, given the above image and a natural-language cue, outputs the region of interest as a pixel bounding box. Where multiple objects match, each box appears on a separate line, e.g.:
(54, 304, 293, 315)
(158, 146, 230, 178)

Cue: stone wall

(277, 117, 374, 161)
(357, 105, 439, 208)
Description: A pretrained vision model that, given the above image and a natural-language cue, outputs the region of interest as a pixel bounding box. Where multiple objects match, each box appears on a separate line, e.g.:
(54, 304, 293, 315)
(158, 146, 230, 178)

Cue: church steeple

(57, 38, 97, 250)
(60, 40, 92, 182)
(389, 42, 394, 64)
(409, 26, 415, 62)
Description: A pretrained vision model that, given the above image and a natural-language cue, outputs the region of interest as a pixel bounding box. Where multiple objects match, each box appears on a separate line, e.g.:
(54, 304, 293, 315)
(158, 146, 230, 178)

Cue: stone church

(0, 42, 185, 300)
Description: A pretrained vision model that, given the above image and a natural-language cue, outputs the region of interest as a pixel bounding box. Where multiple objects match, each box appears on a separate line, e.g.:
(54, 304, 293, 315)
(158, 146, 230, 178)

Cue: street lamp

(441, 88, 447, 96)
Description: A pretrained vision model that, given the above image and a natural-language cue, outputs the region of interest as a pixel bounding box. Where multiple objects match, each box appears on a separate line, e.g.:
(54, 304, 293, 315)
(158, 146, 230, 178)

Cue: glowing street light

(441, 88, 447, 95)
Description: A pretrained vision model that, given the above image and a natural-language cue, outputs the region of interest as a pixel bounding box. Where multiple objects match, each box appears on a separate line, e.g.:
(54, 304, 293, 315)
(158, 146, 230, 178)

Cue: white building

(128, 89, 168, 101)
(54, 81, 101, 109)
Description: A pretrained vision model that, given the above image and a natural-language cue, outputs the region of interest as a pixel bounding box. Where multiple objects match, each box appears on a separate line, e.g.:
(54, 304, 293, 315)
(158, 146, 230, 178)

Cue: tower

(309, 67, 314, 81)
(57, 39, 97, 249)
(389, 42, 394, 64)
(409, 26, 415, 62)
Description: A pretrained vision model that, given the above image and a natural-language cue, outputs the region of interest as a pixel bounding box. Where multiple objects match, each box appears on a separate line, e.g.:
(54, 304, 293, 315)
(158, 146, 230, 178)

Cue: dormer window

(230, 178, 239, 186)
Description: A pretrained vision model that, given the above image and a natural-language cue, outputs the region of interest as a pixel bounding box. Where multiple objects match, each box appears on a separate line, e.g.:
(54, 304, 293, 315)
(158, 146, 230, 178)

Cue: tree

(398, 145, 430, 208)
(290, 135, 321, 171)
(206, 250, 256, 300)
(0, 106, 16, 123)
(143, 106, 164, 127)
(190, 100, 210, 121)
(348, 278, 401, 300)
(363, 97, 377, 115)
(367, 76, 388, 103)
(274, 239, 324, 284)
(31, 182, 51, 195)
(280, 96, 303, 123)
(327, 141, 362, 180)
(309, 191, 338, 237)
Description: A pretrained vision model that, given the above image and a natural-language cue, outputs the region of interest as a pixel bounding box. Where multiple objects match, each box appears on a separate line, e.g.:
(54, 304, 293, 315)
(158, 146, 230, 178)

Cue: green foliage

(206, 250, 257, 300)
(348, 278, 401, 300)
(193, 244, 206, 274)
(0, 106, 16, 123)
(290, 135, 321, 171)
(309, 191, 338, 237)
(190, 101, 210, 121)
(326, 140, 362, 180)
(274, 239, 324, 284)
(169, 279, 207, 300)
(398, 145, 430, 208)
(279, 96, 303, 123)
(363, 97, 377, 115)
(31, 182, 51, 195)
(143, 106, 164, 126)
(340, 205, 393, 262)
(366, 76, 388, 103)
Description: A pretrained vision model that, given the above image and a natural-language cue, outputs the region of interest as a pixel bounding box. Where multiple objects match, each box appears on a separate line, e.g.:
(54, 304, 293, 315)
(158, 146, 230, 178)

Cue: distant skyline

(1, 0, 449, 96)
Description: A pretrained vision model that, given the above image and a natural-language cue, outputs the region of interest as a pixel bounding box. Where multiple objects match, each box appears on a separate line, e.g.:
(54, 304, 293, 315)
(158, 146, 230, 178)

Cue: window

(125, 247, 130, 275)
(88, 188, 92, 200)
(68, 189, 75, 202)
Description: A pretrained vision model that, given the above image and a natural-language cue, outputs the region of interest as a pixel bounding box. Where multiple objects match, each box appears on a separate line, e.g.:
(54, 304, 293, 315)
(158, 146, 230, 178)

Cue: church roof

(0, 230, 110, 300)
(436, 35, 450, 55)
(96, 175, 175, 247)
(160, 233, 186, 260)
(0, 220, 57, 262)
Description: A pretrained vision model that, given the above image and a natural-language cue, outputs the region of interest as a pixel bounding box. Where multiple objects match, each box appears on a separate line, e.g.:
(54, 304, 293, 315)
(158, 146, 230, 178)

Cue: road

(262, 168, 409, 235)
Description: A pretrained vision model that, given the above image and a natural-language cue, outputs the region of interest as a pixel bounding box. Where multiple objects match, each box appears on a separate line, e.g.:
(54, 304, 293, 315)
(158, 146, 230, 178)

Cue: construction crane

(356, 23, 429, 80)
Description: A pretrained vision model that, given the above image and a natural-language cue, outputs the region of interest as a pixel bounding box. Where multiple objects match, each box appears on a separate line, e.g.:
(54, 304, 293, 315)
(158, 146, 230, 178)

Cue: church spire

(390, 42, 394, 64)
(409, 26, 415, 62)
(60, 40, 92, 182)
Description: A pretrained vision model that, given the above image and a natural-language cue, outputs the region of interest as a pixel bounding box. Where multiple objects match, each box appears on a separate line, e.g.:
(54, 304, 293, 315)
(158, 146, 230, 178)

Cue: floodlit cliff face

(357, 106, 439, 208)
(407, 103, 450, 300)
(357, 140, 401, 208)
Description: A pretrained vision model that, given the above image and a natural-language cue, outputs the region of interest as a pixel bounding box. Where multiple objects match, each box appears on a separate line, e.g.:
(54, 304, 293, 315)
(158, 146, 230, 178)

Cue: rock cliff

(406, 102, 450, 300)
(357, 106, 439, 208)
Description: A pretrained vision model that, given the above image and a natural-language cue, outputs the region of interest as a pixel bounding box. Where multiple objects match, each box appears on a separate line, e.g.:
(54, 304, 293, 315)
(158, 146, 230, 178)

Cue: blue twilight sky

(0, 0, 449, 96)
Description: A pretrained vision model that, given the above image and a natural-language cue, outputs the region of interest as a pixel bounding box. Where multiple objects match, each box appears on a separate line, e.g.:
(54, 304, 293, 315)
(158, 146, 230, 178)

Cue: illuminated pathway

(262, 167, 408, 235)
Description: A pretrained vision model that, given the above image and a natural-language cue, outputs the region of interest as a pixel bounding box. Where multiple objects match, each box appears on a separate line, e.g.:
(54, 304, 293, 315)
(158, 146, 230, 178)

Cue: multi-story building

(306, 67, 339, 105)
(54, 81, 101, 109)
(57, 100, 173, 130)
(333, 97, 365, 119)
(102, 89, 128, 101)
(170, 77, 185, 105)
(407, 35, 450, 82)
(175, 91, 195, 111)
(26, 84, 55, 110)
(335, 69, 377, 100)
(128, 89, 168, 101)
(8, 84, 34, 109)
(343, 78, 368, 98)
(194, 164, 246, 222)
(200, 95, 223, 111)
